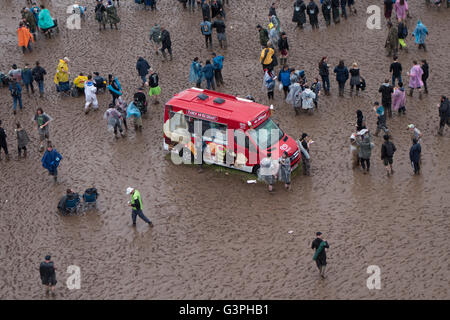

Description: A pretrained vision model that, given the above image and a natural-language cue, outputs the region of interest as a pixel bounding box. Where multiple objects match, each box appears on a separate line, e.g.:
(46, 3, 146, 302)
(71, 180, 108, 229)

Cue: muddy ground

(0, 0, 449, 299)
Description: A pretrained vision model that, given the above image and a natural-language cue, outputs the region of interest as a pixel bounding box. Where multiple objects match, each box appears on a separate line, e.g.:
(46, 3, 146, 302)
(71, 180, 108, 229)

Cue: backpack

(201, 23, 210, 34)
(11, 85, 19, 97)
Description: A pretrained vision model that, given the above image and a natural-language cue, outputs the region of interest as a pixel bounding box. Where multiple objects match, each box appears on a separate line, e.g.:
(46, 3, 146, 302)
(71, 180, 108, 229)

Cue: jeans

(13, 95, 23, 110)
(205, 77, 215, 90)
(132, 209, 151, 225)
(140, 75, 147, 85)
(204, 34, 212, 48)
(392, 74, 402, 87)
(321, 75, 330, 92)
(25, 82, 34, 94)
(360, 158, 370, 170)
(37, 80, 45, 93)
(188, 0, 196, 7)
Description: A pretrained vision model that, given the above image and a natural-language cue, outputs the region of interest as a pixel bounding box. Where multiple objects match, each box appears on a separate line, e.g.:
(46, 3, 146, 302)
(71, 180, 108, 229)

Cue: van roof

(166, 88, 270, 124)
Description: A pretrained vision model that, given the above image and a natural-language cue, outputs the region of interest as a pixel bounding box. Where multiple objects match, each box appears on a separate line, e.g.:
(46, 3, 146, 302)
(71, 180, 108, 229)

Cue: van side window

(169, 111, 188, 132)
(201, 121, 227, 145)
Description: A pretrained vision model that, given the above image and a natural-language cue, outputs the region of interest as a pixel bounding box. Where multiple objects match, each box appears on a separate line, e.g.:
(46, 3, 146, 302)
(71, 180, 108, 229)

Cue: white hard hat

(126, 187, 134, 195)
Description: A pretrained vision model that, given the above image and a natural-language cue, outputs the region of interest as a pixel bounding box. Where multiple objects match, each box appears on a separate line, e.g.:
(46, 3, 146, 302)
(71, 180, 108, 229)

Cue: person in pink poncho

(392, 82, 407, 115)
(394, 0, 408, 22)
(407, 60, 423, 99)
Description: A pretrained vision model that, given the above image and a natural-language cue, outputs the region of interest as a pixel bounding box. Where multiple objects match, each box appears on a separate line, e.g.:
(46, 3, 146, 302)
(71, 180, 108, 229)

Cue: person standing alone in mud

(312, 232, 329, 278)
(39, 255, 57, 295)
(126, 187, 154, 227)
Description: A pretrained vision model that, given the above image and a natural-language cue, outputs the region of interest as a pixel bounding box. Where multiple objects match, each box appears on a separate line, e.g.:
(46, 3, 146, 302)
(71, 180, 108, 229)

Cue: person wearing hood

(331, 0, 340, 24)
(292, 0, 307, 29)
(307, 0, 320, 29)
(257, 25, 269, 48)
(127, 101, 143, 131)
(301, 84, 316, 113)
(9, 79, 23, 115)
(321, 0, 332, 26)
(201, 60, 215, 90)
(0, 120, 9, 161)
(201, 19, 213, 49)
(136, 57, 150, 86)
(373, 102, 388, 136)
(126, 187, 153, 227)
(409, 138, 421, 175)
(106, 0, 120, 29)
(17, 22, 34, 54)
(54, 57, 70, 92)
(160, 26, 173, 61)
(412, 19, 428, 51)
(420, 60, 429, 94)
(73, 72, 88, 96)
(95, 0, 107, 31)
(84, 75, 98, 114)
(104, 103, 125, 138)
(397, 19, 408, 52)
(15, 122, 30, 158)
(349, 62, 360, 97)
(107, 74, 122, 105)
(202, 1, 211, 21)
(41, 141, 62, 182)
(189, 57, 203, 88)
(378, 79, 394, 118)
(333, 60, 349, 97)
(286, 79, 303, 115)
(355, 129, 372, 173)
(38, 5, 55, 38)
(212, 53, 224, 87)
(392, 82, 406, 115)
(438, 96, 450, 136)
(385, 21, 398, 57)
(278, 65, 292, 99)
(407, 60, 423, 99)
(22, 63, 34, 94)
(381, 134, 396, 176)
(260, 44, 275, 72)
(356, 109, 366, 132)
(149, 24, 162, 56)
(268, 24, 279, 53)
(394, 0, 408, 22)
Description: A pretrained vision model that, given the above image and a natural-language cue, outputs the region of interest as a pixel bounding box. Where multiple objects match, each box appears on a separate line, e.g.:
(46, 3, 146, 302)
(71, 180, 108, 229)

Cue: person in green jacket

(126, 187, 153, 227)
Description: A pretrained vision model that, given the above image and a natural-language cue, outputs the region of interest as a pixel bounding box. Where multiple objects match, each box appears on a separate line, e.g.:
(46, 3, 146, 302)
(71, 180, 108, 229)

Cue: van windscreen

(248, 118, 284, 149)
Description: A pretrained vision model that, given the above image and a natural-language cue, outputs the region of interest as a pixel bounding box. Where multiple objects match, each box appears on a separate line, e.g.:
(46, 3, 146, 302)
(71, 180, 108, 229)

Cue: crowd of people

(1, 0, 449, 289)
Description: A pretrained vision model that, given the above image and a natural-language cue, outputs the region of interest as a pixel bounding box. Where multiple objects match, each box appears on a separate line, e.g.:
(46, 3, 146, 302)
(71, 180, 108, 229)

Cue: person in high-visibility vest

(126, 187, 153, 227)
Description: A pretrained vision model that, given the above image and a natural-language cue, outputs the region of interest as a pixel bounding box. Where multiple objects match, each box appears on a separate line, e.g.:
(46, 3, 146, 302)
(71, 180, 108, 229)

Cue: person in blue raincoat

(201, 60, 215, 90)
(38, 5, 55, 38)
(41, 141, 62, 182)
(126, 101, 143, 131)
(189, 57, 203, 88)
(412, 20, 428, 52)
(107, 74, 122, 105)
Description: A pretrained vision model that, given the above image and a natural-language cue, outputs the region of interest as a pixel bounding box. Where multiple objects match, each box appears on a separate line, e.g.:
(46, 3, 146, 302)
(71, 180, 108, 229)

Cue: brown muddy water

(0, 0, 449, 299)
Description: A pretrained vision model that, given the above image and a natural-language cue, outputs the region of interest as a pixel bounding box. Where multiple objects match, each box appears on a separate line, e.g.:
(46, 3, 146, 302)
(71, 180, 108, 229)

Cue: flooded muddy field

(0, 0, 449, 299)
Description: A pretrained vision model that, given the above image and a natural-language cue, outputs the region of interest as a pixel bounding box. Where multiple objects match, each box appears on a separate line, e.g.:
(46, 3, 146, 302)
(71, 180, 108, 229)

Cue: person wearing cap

(54, 58, 70, 92)
(39, 255, 57, 294)
(373, 102, 388, 137)
(311, 232, 329, 278)
(41, 141, 62, 182)
(126, 188, 153, 227)
(409, 138, 421, 175)
(381, 134, 396, 176)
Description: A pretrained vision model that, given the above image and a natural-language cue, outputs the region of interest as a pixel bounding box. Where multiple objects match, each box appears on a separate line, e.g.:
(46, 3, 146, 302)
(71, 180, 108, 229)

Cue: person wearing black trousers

(421, 60, 429, 94)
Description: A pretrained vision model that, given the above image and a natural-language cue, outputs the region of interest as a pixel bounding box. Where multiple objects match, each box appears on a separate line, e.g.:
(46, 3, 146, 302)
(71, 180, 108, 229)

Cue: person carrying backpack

(381, 134, 396, 176)
(9, 78, 23, 115)
(200, 19, 213, 49)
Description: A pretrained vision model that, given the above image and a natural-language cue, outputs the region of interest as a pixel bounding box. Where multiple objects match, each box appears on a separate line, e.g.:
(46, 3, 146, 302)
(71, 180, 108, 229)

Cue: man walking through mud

(127, 187, 153, 227)
(39, 255, 57, 295)
(312, 232, 329, 278)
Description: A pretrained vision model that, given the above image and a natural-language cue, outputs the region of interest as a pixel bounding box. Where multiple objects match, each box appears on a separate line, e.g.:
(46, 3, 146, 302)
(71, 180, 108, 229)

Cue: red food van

(163, 88, 300, 174)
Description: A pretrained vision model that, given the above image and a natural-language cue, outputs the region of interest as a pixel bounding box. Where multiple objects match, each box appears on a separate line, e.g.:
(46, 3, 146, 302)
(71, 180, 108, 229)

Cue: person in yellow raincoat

(54, 57, 70, 92)
(17, 22, 34, 54)
(73, 73, 88, 96)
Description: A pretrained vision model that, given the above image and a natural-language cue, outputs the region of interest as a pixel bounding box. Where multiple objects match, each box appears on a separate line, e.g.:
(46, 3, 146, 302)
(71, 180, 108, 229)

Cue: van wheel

(251, 165, 260, 175)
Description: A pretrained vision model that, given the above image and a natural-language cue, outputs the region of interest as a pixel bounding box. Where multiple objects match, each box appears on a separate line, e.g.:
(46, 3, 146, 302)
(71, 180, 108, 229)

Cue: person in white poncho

(301, 84, 316, 112)
(285, 80, 302, 115)
(104, 104, 125, 138)
(84, 75, 98, 114)
(259, 152, 280, 192)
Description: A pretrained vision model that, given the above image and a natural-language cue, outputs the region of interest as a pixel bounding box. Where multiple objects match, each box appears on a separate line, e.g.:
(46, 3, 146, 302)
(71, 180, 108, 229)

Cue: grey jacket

(356, 135, 372, 159)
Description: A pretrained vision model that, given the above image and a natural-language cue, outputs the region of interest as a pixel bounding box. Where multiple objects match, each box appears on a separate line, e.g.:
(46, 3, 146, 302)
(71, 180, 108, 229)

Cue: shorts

(383, 157, 393, 166)
(38, 127, 50, 141)
(148, 86, 161, 96)
(42, 274, 57, 286)
(217, 32, 226, 41)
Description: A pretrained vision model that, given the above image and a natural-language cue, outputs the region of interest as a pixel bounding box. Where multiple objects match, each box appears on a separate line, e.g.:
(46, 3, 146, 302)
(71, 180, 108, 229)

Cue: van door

(202, 121, 229, 166)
